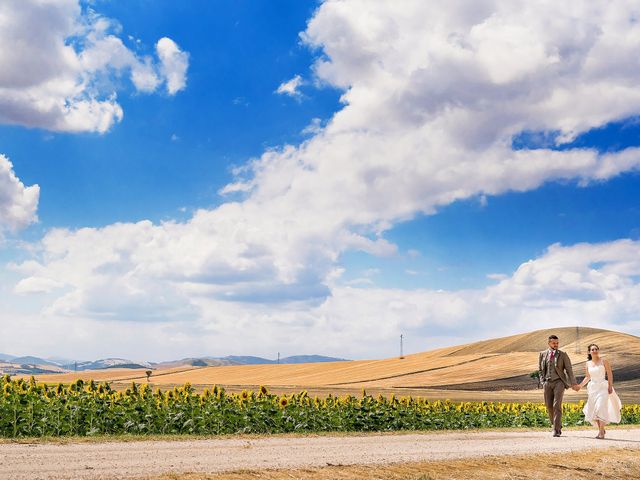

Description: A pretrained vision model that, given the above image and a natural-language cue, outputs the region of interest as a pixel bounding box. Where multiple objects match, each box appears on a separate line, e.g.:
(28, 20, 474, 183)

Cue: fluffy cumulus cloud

(6, 238, 640, 359)
(0, 155, 39, 233)
(0, 0, 189, 133)
(485, 240, 640, 312)
(156, 37, 190, 95)
(8, 0, 640, 357)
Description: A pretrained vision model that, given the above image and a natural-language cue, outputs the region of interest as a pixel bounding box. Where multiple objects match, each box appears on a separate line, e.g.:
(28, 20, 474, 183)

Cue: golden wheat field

(25, 327, 640, 402)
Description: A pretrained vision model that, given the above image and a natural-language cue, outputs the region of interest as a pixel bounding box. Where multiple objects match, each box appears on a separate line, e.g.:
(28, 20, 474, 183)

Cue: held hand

(571, 384, 580, 392)
(608, 385, 613, 394)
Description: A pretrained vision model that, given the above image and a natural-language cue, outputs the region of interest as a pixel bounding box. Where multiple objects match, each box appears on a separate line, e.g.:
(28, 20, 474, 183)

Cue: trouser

(543, 379, 566, 433)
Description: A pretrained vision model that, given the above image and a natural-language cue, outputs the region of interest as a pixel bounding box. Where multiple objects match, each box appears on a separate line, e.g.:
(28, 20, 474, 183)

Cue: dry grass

(20, 327, 640, 403)
(359, 352, 537, 388)
(24, 365, 201, 384)
(147, 448, 640, 480)
(448, 326, 599, 355)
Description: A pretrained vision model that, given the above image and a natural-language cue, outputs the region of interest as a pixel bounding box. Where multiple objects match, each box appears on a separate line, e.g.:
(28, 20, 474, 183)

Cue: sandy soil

(1, 429, 639, 480)
(152, 447, 640, 479)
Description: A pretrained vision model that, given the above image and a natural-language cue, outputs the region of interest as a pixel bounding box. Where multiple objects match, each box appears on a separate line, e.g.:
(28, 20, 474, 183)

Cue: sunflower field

(2, 375, 639, 437)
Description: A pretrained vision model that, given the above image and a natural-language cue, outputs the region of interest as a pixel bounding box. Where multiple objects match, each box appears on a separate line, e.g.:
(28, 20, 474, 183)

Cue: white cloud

(130, 58, 161, 93)
(485, 240, 640, 310)
(0, 0, 189, 133)
(14, 276, 64, 295)
(0, 155, 39, 233)
(8, 240, 640, 360)
(6, 238, 640, 359)
(486, 273, 508, 281)
(156, 37, 189, 95)
(7, 1, 640, 357)
(302, 117, 323, 135)
(276, 75, 304, 98)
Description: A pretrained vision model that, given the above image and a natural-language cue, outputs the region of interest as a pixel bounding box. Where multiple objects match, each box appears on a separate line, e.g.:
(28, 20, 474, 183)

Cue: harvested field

(22, 327, 640, 403)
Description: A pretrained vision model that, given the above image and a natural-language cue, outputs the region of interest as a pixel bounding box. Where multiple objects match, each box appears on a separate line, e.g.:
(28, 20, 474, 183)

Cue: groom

(538, 334, 579, 437)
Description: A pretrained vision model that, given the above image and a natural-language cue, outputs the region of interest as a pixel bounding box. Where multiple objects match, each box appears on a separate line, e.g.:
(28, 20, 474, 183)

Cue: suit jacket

(538, 348, 577, 389)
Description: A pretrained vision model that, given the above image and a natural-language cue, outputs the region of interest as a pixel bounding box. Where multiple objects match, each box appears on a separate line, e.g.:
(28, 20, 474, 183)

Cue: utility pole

(575, 326, 580, 355)
(400, 334, 404, 359)
(277, 352, 280, 364)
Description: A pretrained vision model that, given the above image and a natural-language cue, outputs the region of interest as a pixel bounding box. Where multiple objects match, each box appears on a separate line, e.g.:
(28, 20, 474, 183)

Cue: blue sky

(342, 118, 640, 291)
(2, 0, 339, 229)
(2, 0, 640, 361)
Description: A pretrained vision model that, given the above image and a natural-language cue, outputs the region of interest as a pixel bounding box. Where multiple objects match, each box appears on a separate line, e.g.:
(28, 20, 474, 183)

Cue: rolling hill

(22, 327, 640, 401)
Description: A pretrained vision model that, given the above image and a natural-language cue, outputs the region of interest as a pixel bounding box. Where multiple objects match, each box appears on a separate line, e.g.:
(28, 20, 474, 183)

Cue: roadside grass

(147, 447, 640, 480)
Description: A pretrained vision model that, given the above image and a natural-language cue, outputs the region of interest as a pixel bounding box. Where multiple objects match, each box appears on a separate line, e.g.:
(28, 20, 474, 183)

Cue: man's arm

(563, 352, 578, 389)
(538, 351, 544, 383)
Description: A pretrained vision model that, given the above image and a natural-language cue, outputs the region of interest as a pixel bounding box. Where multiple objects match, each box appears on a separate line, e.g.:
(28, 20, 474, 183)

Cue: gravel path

(1, 429, 639, 480)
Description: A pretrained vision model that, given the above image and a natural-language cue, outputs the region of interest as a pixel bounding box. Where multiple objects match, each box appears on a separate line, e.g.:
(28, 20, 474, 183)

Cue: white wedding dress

(582, 362, 622, 426)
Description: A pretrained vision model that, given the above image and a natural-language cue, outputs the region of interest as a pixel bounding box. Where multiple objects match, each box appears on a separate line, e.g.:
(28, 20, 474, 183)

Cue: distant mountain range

(61, 358, 153, 371)
(0, 353, 349, 375)
(12, 356, 61, 367)
(148, 355, 348, 369)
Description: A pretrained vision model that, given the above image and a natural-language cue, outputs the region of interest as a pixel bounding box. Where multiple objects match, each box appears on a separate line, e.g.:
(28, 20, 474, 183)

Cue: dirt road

(1, 429, 639, 480)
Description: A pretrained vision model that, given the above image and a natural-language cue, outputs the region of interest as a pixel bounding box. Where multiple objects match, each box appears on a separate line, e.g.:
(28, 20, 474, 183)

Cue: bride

(578, 343, 622, 439)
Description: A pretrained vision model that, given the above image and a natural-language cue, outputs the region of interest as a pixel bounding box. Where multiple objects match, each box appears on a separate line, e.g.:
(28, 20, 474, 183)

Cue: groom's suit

(539, 348, 577, 435)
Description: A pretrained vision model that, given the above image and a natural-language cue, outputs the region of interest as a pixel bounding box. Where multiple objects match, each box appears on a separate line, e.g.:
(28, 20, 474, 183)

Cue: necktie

(550, 350, 555, 362)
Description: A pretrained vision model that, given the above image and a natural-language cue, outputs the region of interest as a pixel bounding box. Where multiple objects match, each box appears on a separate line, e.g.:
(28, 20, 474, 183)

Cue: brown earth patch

(149, 447, 640, 480)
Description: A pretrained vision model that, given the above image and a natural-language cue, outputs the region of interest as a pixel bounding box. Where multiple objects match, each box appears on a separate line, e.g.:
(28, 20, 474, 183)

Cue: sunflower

(279, 396, 289, 408)
(260, 385, 268, 396)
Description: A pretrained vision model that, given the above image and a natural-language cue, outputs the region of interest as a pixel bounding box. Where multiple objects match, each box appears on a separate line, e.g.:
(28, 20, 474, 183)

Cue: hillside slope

(26, 327, 640, 393)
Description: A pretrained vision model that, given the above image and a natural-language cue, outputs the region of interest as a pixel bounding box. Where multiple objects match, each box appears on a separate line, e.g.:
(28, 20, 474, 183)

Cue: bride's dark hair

(587, 343, 599, 361)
